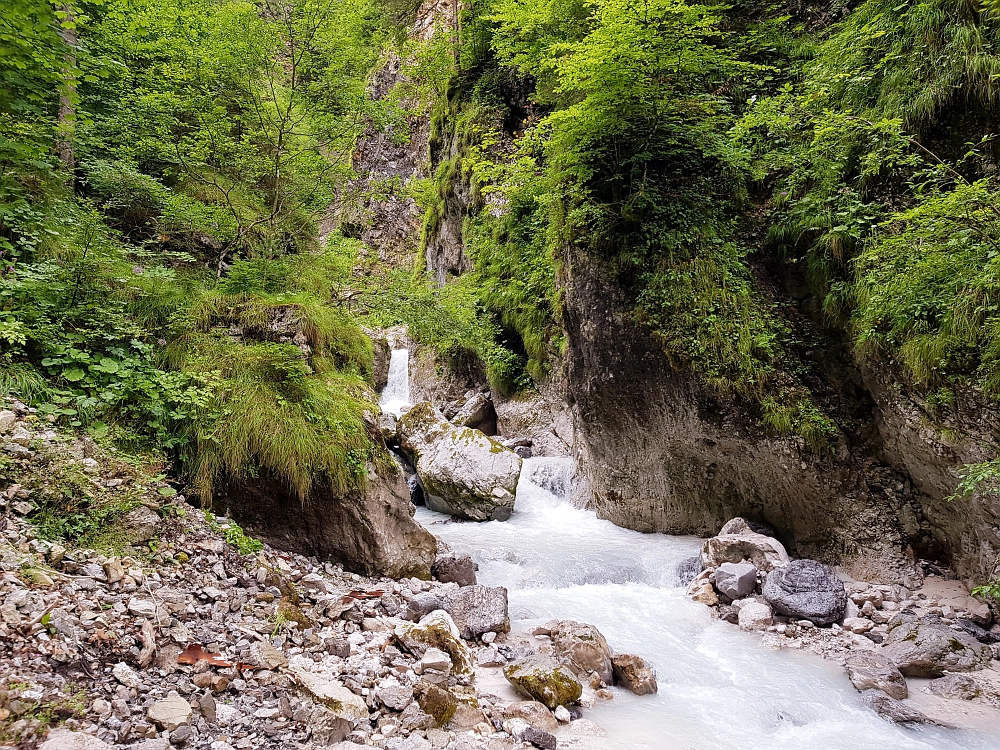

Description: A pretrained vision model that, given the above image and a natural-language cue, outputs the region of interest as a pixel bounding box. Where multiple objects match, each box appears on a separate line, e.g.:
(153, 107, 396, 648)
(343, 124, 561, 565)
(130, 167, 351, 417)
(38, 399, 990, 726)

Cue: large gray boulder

(442, 585, 510, 639)
(762, 559, 846, 625)
(883, 615, 991, 677)
(859, 690, 932, 725)
(398, 402, 521, 521)
(550, 620, 613, 684)
(702, 518, 789, 572)
(844, 651, 908, 699)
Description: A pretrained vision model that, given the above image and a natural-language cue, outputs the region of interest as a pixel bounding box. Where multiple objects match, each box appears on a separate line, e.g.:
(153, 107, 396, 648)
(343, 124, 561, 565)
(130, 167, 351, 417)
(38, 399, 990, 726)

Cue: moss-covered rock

(503, 655, 583, 709)
(394, 609, 474, 679)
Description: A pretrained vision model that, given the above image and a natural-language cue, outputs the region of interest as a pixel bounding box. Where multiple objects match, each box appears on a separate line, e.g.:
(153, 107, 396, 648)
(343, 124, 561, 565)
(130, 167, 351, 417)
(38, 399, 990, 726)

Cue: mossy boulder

(414, 682, 458, 727)
(504, 655, 583, 709)
(398, 402, 521, 521)
(394, 609, 474, 679)
(883, 615, 991, 677)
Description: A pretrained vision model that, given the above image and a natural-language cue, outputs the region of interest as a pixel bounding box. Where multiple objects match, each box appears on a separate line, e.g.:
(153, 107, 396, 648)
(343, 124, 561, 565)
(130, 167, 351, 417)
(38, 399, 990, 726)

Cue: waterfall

(380, 348, 411, 417)
(413, 458, 993, 750)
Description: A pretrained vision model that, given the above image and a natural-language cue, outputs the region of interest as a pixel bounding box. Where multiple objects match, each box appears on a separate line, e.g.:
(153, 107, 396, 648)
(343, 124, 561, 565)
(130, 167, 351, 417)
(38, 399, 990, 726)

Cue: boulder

(292, 669, 370, 722)
(702, 518, 789, 572)
(451, 393, 498, 436)
(686, 571, 719, 606)
(502, 701, 559, 732)
(676, 555, 703, 586)
(413, 682, 459, 727)
(550, 620, 613, 684)
(504, 655, 583, 709)
(398, 402, 521, 521)
(762, 559, 846, 625)
(404, 592, 445, 622)
(39, 730, 111, 750)
(433, 553, 477, 587)
(213, 467, 436, 578)
(858, 690, 932, 725)
(844, 651, 908, 700)
(395, 610, 475, 679)
(611, 654, 657, 695)
(738, 601, 773, 632)
(883, 616, 992, 677)
(928, 673, 980, 700)
(443, 585, 510, 640)
(714, 561, 757, 599)
(147, 691, 192, 731)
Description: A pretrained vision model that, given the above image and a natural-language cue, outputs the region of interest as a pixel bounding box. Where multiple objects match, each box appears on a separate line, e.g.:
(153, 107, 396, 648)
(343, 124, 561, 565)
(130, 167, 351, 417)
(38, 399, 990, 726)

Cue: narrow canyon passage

(417, 459, 1000, 750)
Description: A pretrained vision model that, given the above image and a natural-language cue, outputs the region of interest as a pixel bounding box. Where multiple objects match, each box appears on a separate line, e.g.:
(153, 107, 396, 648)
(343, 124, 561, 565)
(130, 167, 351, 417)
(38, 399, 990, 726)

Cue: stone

(398, 402, 521, 521)
(198, 693, 217, 724)
(451, 393, 498, 435)
(215, 703, 241, 726)
(844, 651, 908, 700)
(377, 681, 414, 711)
(420, 647, 453, 673)
(292, 669, 370, 722)
(967, 602, 993, 627)
(928, 673, 980, 700)
(687, 575, 719, 606)
(738, 601, 773, 631)
(251, 641, 288, 670)
(883, 616, 991, 677)
(39, 730, 111, 750)
(550, 620, 613, 684)
(714, 561, 757, 599)
(168, 725, 193, 745)
(702, 519, 789, 573)
(147, 691, 193, 731)
(522, 727, 557, 750)
(676, 555, 702, 586)
(762, 559, 847, 625)
(404, 592, 445, 622)
(127, 597, 157, 618)
(395, 610, 474, 679)
(0, 410, 16, 433)
(310, 706, 353, 744)
(122, 506, 163, 544)
(554, 705, 571, 723)
(859, 690, 932, 725)
(842, 617, 874, 634)
(103, 558, 124, 584)
(413, 683, 459, 727)
(112, 662, 143, 689)
(611, 653, 657, 695)
(443, 585, 510, 640)
(477, 646, 504, 667)
(433, 554, 477, 587)
(502, 701, 559, 732)
(954, 618, 1000, 644)
(504, 655, 583, 709)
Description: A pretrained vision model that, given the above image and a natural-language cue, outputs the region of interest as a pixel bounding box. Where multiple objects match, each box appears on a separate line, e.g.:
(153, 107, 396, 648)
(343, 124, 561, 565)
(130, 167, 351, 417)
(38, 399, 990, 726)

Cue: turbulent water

(416, 457, 1000, 750)
(380, 349, 411, 417)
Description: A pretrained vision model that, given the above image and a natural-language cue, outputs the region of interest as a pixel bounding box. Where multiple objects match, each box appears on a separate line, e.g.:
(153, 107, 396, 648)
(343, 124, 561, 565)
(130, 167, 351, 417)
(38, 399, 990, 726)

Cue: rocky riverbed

(0, 399, 650, 750)
(683, 517, 1000, 729)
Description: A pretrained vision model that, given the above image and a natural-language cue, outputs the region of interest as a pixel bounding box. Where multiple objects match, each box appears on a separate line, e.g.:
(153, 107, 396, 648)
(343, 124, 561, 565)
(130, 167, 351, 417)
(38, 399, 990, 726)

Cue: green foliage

(203, 510, 264, 555)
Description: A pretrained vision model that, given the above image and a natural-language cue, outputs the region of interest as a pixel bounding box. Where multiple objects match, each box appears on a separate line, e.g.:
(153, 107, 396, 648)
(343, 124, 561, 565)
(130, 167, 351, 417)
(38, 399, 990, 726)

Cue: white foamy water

(416, 457, 1000, 750)
(380, 348, 411, 417)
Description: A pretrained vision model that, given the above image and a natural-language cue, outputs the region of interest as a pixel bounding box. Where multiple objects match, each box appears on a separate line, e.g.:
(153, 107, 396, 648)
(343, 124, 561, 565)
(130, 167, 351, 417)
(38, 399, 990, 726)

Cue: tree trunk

(55, 3, 77, 179)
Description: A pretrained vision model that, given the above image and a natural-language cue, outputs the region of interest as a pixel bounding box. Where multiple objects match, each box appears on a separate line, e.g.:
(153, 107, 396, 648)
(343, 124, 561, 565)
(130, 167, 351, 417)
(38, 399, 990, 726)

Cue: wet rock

(714, 561, 757, 599)
(687, 572, 719, 606)
(433, 554, 477, 587)
(550, 620, 613, 684)
(953, 618, 1000, 644)
(762, 559, 846, 625)
(395, 610, 474, 678)
(398, 402, 521, 521)
(39, 730, 111, 750)
(738, 601, 773, 631)
(611, 653, 657, 695)
(443, 585, 510, 640)
(702, 518, 789, 573)
(554, 705, 571, 723)
(503, 701, 559, 732)
(928, 673, 980, 700)
(844, 651, 908, 700)
(292, 669, 370, 722)
(859, 689, 932, 725)
(883, 616, 991, 677)
(504, 655, 583, 709)
(147, 690, 193, 731)
(717, 604, 740, 624)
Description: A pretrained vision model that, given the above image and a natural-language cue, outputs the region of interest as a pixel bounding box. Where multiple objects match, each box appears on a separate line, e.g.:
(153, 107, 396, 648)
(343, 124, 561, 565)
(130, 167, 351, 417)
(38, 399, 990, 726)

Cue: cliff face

(559, 240, 1000, 584)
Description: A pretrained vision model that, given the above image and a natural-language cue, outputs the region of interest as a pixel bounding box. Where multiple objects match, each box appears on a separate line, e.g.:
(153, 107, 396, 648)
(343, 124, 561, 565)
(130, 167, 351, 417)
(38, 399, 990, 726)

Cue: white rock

(39, 729, 111, 750)
(112, 662, 142, 689)
(292, 669, 370, 722)
(127, 597, 157, 618)
(215, 703, 242, 726)
(0, 411, 16, 434)
(147, 690, 192, 731)
(554, 705, 572, 723)
(419, 647, 452, 673)
(738, 601, 773, 632)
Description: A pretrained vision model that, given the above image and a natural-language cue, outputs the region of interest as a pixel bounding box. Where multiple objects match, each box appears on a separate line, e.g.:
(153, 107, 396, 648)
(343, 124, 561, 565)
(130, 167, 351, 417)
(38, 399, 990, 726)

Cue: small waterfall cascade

(380, 348, 411, 417)
(413, 457, 998, 750)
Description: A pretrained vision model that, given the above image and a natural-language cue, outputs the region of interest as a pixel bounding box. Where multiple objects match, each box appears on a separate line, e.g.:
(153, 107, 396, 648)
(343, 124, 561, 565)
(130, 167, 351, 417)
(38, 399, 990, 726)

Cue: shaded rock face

(398, 402, 522, 521)
(762, 559, 847, 625)
(844, 651, 908, 700)
(560, 244, 922, 580)
(214, 469, 436, 579)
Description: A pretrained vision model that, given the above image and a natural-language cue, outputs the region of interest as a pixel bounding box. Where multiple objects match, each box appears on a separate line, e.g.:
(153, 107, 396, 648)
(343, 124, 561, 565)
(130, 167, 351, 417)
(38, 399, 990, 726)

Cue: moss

(415, 683, 457, 727)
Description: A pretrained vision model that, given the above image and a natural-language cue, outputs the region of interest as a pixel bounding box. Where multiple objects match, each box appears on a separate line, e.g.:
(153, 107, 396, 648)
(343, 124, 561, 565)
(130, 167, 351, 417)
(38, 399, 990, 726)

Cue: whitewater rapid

(415, 457, 1000, 750)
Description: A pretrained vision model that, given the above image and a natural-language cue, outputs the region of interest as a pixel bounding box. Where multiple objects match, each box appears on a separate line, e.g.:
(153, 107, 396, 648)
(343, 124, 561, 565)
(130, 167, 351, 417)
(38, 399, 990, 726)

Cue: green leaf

(99, 358, 120, 373)
(62, 368, 85, 382)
